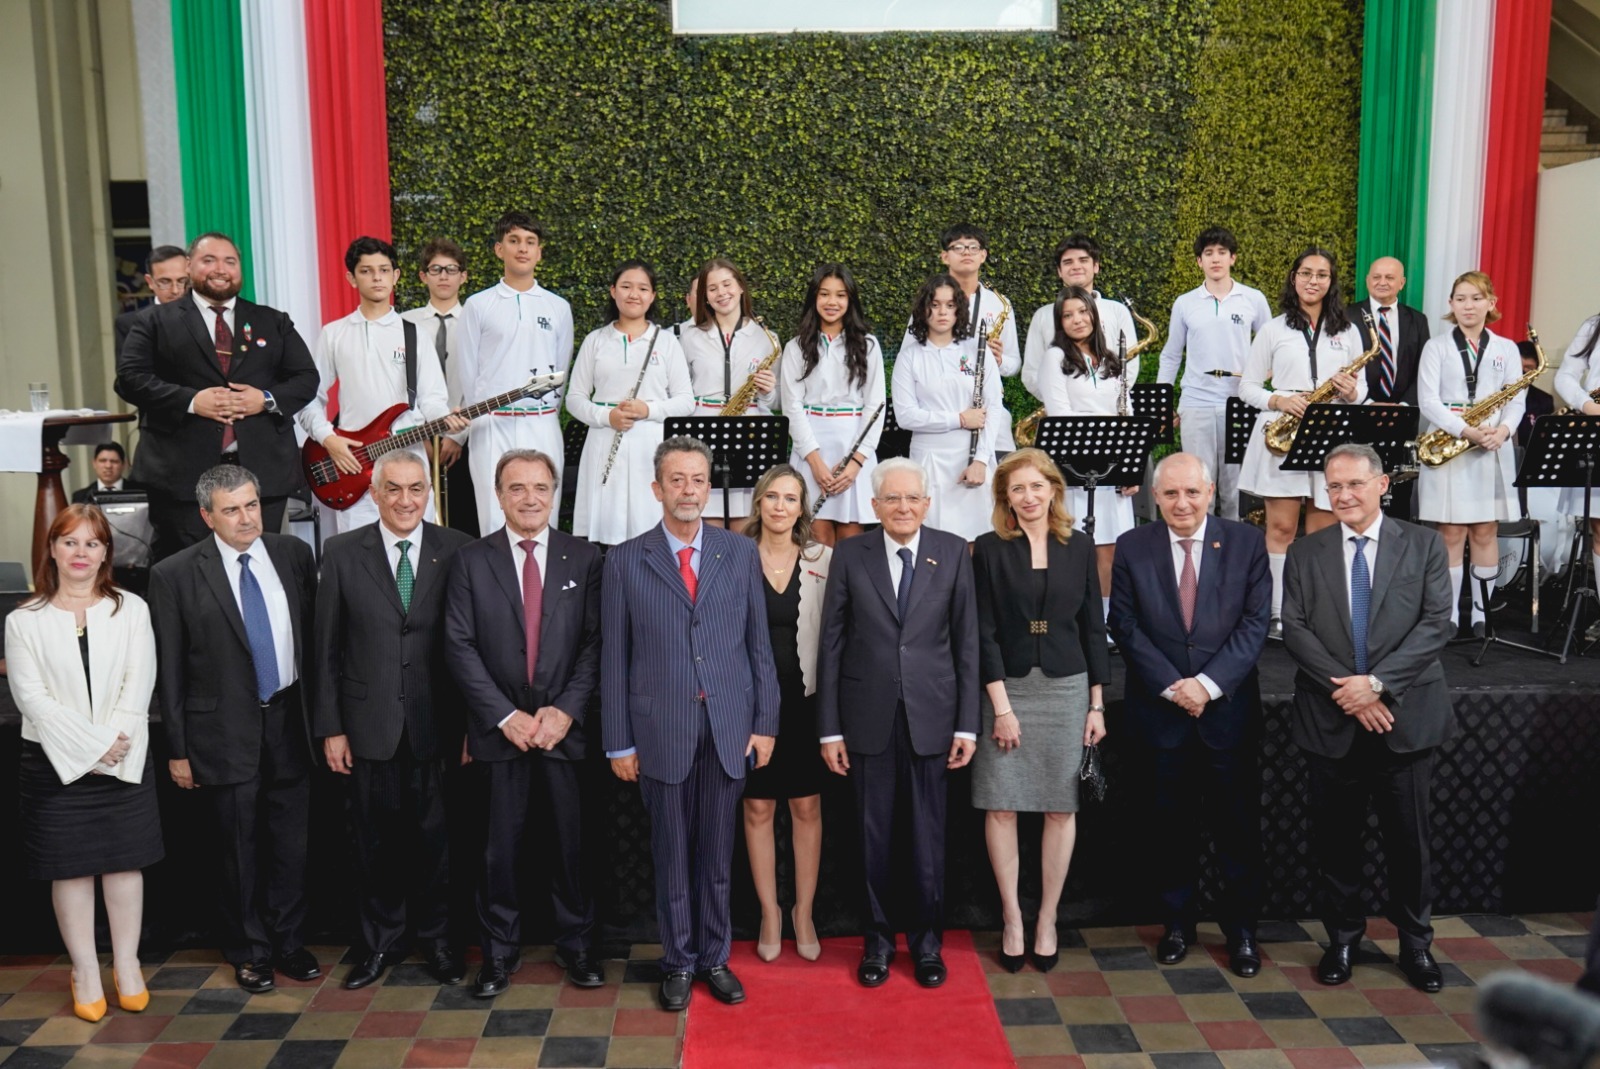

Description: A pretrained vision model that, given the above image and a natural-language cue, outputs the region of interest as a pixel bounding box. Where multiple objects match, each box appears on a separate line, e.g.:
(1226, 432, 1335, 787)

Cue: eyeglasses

(1324, 478, 1377, 494)
(879, 494, 927, 506)
(150, 278, 188, 291)
(425, 265, 464, 277)
(946, 244, 984, 254)
(1295, 270, 1332, 282)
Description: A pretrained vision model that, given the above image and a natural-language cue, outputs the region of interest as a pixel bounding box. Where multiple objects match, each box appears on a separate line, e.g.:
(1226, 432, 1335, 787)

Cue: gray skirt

(971, 668, 1089, 813)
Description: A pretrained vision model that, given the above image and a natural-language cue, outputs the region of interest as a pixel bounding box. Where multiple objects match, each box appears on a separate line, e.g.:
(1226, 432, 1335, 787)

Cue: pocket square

(562, 579, 578, 590)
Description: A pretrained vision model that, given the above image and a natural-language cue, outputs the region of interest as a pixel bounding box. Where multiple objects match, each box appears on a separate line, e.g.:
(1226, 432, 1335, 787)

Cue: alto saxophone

(1014, 296, 1158, 446)
(1415, 326, 1543, 467)
(718, 317, 782, 415)
(1263, 312, 1379, 456)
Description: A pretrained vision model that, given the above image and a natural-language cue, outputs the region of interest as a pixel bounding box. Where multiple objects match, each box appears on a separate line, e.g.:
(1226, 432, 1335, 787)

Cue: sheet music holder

(1131, 383, 1175, 446)
(877, 404, 912, 461)
(1278, 403, 1419, 482)
(1511, 414, 1600, 663)
(1225, 397, 1256, 466)
(664, 415, 789, 526)
(1031, 415, 1160, 540)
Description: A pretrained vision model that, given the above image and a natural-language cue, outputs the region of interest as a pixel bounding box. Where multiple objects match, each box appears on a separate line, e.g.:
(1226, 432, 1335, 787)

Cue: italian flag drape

(133, 0, 392, 349)
(1354, 0, 1553, 336)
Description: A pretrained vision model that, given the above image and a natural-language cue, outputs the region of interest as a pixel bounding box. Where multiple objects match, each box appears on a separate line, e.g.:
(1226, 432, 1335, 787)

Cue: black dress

(744, 561, 828, 801)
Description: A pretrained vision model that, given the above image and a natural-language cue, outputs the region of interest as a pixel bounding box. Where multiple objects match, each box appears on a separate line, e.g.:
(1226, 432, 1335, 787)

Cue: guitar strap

(403, 319, 419, 409)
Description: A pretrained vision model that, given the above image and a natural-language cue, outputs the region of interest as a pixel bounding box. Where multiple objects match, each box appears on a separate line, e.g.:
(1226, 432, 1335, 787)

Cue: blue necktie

(896, 547, 914, 622)
(238, 553, 282, 702)
(1350, 536, 1371, 675)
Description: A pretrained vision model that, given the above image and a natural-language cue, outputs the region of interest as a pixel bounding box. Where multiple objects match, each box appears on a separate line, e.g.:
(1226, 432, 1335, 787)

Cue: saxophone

(1015, 296, 1158, 446)
(718, 317, 782, 415)
(1415, 326, 1543, 467)
(1263, 312, 1379, 456)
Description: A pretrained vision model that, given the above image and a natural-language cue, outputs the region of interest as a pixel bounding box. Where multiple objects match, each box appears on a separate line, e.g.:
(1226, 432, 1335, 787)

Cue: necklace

(760, 544, 797, 574)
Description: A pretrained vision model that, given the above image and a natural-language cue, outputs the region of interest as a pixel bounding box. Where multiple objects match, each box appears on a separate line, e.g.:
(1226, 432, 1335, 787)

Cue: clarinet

(811, 401, 885, 518)
(967, 321, 990, 465)
(600, 326, 661, 485)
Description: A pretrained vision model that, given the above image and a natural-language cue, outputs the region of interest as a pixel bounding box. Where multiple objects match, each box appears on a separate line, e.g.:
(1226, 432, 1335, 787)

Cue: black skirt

(19, 741, 165, 880)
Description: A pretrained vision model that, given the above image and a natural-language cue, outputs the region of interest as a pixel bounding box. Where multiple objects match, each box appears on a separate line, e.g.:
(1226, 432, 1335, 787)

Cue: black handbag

(1078, 742, 1107, 802)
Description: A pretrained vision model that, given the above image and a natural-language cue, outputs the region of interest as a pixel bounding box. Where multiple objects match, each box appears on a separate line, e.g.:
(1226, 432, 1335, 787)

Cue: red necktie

(521, 540, 542, 683)
(677, 546, 697, 603)
(212, 305, 236, 450)
(1178, 538, 1198, 632)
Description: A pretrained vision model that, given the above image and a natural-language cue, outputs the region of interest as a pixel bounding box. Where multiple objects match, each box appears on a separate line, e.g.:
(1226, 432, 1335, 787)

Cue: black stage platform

(3, 634, 1598, 956)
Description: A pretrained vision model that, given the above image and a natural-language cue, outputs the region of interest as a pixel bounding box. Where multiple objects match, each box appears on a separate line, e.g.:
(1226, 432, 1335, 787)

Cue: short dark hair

(940, 223, 988, 251)
(418, 237, 466, 272)
(492, 211, 545, 244)
(1053, 232, 1103, 267)
(187, 232, 238, 258)
(92, 441, 126, 461)
(345, 235, 398, 273)
(908, 273, 973, 345)
(145, 245, 186, 273)
(1193, 227, 1238, 258)
(654, 436, 713, 483)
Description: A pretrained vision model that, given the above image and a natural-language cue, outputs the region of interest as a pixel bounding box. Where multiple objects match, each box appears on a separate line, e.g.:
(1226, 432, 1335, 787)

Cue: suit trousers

(478, 752, 596, 961)
(1578, 892, 1600, 997)
(153, 491, 288, 562)
(1149, 736, 1262, 940)
(853, 701, 948, 960)
(1306, 733, 1436, 951)
(1177, 405, 1242, 521)
(638, 712, 742, 972)
(350, 734, 451, 955)
(209, 689, 311, 964)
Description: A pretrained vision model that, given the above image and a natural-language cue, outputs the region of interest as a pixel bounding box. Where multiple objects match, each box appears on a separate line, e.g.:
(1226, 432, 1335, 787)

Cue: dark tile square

(1164, 969, 1234, 995)
(0, 1049, 76, 1069)
(430, 985, 486, 1011)
(1355, 941, 1392, 965)
(1054, 929, 1090, 949)
(538, 1035, 609, 1068)
(179, 988, 252, 1014)
(1460, 915, 1527, 937)
(1255, 922, 1313, 944)
(149, 967, 218, 990)
(622, 960, 661, 984)
(265, 1040, 347, 1069)
(0, 995, 8, 1011)
(0, 1020, 42, 1047)
(222, 1013, 299, 1042)
(1240, 992, 1315, 1020)
(1324, 1017, 1405, 1047)
(485, 1009, 552, 1037)
(594, 941, 633, 961)
(996, 998, 1063, 1026)
(1417, 1043, 1484, 1065)
(1067, 1024, 1143, 1054)
(1092, 947, 1156, 971)
(382, 964, 440, 987)
(1151, 1054, 1225, 1069)
(1438, 963, 1477, 988)
(1546, 935, 1590, 958)
(338, 948, 366, 965)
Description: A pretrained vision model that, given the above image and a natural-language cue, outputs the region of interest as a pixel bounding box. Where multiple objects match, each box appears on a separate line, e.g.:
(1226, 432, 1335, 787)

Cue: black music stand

(1031, 416, 1160, 539)
(878, 404, 912, 461)
(1515, 414, 1600, 663)
(1224, 397, 1255, 466)
(1279, 403, 1419, 484)
(664, 416, 789, 526)
(1131, 384, 1175, 446)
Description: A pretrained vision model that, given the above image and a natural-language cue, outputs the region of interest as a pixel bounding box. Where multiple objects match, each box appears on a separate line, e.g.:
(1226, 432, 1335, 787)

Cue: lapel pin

(926, 557, 938, 566)
(1212, 541, 1221, 549)
(243, 323, 253, 345)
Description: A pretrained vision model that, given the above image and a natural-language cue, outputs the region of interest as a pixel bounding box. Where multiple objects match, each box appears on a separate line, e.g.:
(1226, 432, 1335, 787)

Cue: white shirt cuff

(605, 747, 637, 759)
(496, 709, 517, 729)
(954, 732, 977, 741)
(819, 735, 844, 744)
(1196, 674, 1224, 701)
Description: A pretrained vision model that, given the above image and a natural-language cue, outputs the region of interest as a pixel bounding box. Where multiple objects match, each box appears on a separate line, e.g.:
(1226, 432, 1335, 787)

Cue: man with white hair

(817, 456, 979, 990)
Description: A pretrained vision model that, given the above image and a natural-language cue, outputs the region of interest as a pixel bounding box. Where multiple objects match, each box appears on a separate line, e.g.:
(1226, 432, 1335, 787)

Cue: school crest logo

(538, 316, 552, 330)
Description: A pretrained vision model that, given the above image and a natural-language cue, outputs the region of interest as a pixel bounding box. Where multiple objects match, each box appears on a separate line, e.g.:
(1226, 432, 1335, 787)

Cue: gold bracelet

(994, 708, 1015, 718)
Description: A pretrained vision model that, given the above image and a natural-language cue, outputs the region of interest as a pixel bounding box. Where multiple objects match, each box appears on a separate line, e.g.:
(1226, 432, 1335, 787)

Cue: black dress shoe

(234, 961, 275, 993)
(1398, 948, 1443, 993)
(344, 953, 388, 990)
(1156, 926, 1194, 965)
(474, 953, 521, 999)
(1229, 936, 1261, 978)
(1317, 942, 1355, 985)
(696, 964, 746, 1005)
(659, 970, 693, 1011)
(276, 948, 322, 982)
(425, 945, 465, 986)
(914, 954, 947, 988)
(555, 949, 604, 989)
(857, 951, 893, 987)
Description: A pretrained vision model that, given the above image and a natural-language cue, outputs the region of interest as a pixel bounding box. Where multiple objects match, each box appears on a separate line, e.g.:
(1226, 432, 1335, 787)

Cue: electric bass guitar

(302, 371, 565, 510)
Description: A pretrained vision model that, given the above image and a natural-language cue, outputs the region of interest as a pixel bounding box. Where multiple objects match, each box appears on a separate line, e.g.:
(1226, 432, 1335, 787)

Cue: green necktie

(396, 540, 414, 612)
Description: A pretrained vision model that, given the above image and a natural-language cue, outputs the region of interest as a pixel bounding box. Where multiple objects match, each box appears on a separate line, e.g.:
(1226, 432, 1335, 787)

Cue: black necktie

(896, 547, 914, 621)
(435, 313, 450, 365)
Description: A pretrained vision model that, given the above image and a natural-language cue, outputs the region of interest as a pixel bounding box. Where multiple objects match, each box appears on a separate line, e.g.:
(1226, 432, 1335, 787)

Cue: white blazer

(794, 542, 832, 696)
(5, 593, 157, 785)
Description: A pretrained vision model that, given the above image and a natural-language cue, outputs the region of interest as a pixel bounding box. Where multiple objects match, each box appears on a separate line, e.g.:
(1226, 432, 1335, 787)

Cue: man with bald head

(1354, 257, 1429, 516)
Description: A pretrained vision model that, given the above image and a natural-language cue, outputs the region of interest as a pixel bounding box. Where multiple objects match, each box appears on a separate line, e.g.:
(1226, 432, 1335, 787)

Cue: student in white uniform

(1238, 247, 1366, 635)
(891, 274, 1002, 541)
(1554, 312, 1600, 600)
(780, 264, 886, 547)
(678, 258, 781, 525)
(1157, 227, 1274, 520)
(1417, 271, 1526, 634)
(567, 260, 695, 546)
(1034, 285, 1140, 622)
(1023, 233, 1137, 400)
(932, 224, 1021, 451)
(455, 211, 575, 535)
(299, 237, 465, 534)
(401, 237, 478, 534)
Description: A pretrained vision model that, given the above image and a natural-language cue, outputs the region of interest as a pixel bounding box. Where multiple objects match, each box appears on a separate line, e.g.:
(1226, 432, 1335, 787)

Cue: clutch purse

(1078, 742, 1107, 802)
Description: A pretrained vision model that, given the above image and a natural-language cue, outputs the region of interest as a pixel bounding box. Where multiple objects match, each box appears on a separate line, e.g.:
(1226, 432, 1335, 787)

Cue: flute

(600, 326, 661, 485)
(811, 401, 885, 518)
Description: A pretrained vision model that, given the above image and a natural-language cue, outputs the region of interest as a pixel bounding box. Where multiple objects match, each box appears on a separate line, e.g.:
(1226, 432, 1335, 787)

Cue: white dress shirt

(379, 521, 424, 579)
(215, 534, 297, 689)
(1159, 518, 1223, 702)
(96, 479, 126, 493)
(402, 302, 468, 442)
(1338, 515, 1383, 621)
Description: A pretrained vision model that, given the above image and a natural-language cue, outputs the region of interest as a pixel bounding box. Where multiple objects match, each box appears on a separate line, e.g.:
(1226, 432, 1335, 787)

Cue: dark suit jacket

(1282, 516, 1455, 757)
(310, 521, 473, 762)
(817, 526, 979, 757)
(973, 529, 1108, 684)
(115, 307, 149, 358)
(148, 532, 317, 785)
(1354, 301, 1430, 406)
(115, 298, 318, 500)
(601, 523, 780, 784)
(71, 478, 149, 505)
(1109, 518, 1271, 751)
(446, 527, 603, 763)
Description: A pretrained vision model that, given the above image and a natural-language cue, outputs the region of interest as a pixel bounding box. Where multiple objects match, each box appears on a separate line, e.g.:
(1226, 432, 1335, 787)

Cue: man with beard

(117, 232, 319, 559)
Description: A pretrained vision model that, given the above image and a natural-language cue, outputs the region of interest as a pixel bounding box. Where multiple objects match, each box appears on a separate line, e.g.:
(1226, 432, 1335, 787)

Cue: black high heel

(998, 949, 1026, 973)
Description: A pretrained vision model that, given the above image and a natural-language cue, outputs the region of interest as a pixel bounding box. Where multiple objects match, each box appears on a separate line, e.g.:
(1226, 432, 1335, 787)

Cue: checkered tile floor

(0, 914, 1591, 1069)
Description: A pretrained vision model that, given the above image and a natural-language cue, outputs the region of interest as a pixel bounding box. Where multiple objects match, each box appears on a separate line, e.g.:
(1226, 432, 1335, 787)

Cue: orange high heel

(115, 973, 149, 1012)
(70, 977, 107, 1023)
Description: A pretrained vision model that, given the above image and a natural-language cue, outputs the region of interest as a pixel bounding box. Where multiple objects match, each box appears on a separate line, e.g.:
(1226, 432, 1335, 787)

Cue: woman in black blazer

(972, 448, 1109, 974)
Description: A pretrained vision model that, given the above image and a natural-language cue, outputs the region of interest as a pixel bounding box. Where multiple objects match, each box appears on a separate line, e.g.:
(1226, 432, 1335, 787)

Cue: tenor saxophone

(1415, 326, 1543, 467)
(1262, 313, 1379, 456)
(718, 317, 782, 415)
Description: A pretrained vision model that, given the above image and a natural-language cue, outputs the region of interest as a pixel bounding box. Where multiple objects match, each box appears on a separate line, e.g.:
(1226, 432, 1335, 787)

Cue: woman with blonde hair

(971, 448, 1108, 973)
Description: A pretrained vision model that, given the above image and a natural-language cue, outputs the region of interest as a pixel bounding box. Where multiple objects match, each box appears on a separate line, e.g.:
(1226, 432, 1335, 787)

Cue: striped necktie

(1376, 307, 1396, 400)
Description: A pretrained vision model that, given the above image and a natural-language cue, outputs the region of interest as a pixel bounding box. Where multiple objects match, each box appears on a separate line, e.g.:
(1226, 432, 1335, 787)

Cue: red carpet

(683, 929, 1015, 1068)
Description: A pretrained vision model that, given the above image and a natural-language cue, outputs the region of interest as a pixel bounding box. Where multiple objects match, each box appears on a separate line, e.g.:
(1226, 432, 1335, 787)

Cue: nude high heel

(793, 906, 821, 962)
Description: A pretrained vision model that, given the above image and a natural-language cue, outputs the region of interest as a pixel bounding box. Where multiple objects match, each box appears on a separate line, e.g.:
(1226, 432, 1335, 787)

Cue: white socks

(1449, 565, 1464, 627)
(1268, 553, 1286, 619)
(1470, 564, 1497, 625)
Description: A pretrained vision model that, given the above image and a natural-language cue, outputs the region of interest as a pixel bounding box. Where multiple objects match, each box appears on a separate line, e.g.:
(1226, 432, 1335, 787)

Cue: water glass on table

(28, 383, 49, 412)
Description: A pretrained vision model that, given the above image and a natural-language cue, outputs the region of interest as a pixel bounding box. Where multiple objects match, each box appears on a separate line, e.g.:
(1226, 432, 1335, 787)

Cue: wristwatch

(1368, 675, 1384, 695)
(262, 390, 279, 414)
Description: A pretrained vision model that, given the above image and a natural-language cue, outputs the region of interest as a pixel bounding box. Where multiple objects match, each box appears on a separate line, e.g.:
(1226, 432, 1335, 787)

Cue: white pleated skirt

(573, 418, 667, 546)
(911, 434, 995, 542)
(1417, 440, 1521, 524)
(1239, 411, 1332, 509)
(792, 413, 878, 524)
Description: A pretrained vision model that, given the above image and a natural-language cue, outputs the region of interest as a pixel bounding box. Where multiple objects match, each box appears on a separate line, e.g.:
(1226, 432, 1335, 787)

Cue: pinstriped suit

(601, 521, 780, 970)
